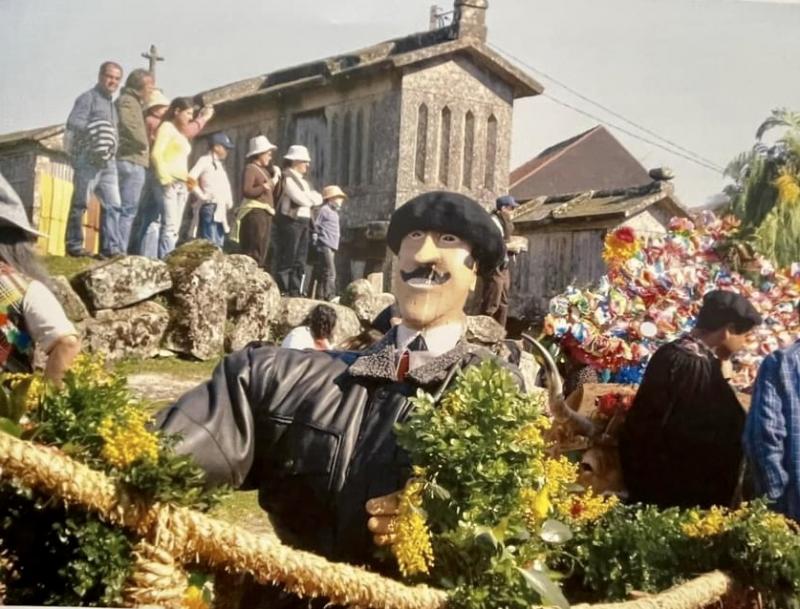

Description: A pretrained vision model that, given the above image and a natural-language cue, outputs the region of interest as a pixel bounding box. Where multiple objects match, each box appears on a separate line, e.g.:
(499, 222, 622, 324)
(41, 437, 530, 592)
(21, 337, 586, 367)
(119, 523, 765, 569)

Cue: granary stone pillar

(453, 0, 488, 41)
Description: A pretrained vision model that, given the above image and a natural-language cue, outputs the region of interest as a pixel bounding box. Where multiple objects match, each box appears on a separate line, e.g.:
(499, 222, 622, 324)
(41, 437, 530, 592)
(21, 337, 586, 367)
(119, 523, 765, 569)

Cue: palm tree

(725, 108, 800, 267)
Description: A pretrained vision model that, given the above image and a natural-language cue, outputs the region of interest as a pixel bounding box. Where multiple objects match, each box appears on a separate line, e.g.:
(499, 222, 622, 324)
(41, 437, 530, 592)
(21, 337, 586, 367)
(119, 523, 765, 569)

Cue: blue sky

(1, 0, 799, 205)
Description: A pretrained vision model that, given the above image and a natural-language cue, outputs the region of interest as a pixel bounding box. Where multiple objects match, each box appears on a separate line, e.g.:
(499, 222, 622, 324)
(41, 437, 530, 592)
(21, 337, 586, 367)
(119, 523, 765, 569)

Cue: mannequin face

(393, 230, 477, 330)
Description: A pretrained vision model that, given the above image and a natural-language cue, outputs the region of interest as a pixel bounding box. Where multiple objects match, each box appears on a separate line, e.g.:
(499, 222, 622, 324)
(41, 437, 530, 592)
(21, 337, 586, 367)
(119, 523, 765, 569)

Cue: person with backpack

(273, 145, 322, 296)
(64, 61, 124, 258)
(233, 135, 280, 268)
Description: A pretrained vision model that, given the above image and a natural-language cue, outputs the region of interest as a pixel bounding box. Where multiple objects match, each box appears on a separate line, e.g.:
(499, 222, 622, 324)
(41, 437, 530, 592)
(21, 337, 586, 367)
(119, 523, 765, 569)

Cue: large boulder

(339, 279, 375, 323)
(49, 275, 90, 322)
(465, 315, 506, 345)
(221, 255, 281, 352)
(82, 301, 169, 361)
(73, 256, 172, 310)
(273, 298, 361, 346)
(162, 241, 227, 360)
(339, 279, 396, 325)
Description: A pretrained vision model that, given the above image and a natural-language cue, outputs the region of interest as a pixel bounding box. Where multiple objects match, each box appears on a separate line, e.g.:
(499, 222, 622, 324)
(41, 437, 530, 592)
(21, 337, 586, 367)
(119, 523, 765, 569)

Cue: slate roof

(196, 27, 543, 107)
(509, 126, 652, 200)
(512, 180, 689, 228)
(0, 124, 65, 152)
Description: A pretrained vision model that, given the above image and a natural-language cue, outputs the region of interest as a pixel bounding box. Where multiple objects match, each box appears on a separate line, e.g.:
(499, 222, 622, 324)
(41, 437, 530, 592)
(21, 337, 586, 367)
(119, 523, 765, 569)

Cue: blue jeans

(116, 160, 146, 251)
(66, 157, 122, 255)
(198, 203, 225, 247)
(157, 181, 188, 259)
(128, 169, 160, 257)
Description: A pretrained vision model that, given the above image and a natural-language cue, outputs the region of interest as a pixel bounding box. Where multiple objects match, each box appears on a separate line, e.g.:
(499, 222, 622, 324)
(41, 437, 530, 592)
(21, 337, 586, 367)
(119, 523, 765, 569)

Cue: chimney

(453, 0, 488, 41)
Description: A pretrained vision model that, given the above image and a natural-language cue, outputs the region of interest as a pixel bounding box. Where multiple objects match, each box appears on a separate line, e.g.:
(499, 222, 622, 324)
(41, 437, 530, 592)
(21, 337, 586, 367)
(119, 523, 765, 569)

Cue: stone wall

(397, 56, 514, 211)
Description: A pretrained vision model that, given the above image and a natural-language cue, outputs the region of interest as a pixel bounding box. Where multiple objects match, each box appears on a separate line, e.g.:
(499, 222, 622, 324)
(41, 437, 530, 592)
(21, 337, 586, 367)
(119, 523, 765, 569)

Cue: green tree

(725, 108, 800, 267)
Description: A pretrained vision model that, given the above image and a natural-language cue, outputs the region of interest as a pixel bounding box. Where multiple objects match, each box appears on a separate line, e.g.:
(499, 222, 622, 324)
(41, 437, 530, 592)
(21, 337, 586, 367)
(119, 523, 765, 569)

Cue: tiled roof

(512, 180, 688, 227)
(197, 28, 543, 107)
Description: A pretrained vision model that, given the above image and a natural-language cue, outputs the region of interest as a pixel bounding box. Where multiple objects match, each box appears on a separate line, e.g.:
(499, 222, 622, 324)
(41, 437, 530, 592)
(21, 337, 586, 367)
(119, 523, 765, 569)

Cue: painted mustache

(400, 266, 451, 285)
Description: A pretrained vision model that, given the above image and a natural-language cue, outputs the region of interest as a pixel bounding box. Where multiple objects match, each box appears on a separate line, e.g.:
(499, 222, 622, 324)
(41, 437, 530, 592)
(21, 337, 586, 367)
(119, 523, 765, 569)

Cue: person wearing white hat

(274, 144, 323, 295)
(0, 173, 81, 384)
(233, 135, 281, 267)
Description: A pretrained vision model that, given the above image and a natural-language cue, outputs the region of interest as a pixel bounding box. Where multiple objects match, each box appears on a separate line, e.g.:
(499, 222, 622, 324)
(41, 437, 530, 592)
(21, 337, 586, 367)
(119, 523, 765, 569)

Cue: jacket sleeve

(744, 353, 789, 500)
(284, 175, 322, 208)
(155, 345, 275, 489)
(116, 95, 147, 156)
(66, 91, 93, 133)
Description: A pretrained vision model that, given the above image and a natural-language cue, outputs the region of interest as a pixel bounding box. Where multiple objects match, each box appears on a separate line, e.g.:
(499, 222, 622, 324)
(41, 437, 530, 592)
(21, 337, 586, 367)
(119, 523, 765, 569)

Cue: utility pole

(141, 44, 165, 80)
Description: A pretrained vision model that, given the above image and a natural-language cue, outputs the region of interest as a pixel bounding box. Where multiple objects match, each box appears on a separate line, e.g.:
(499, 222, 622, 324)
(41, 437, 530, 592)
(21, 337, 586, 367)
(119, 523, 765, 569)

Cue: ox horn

(521, 334, 602, 439)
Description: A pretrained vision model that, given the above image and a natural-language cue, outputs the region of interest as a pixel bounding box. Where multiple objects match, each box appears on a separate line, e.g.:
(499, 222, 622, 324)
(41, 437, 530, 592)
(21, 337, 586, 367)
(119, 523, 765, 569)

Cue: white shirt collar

(395, 321, 465, 358)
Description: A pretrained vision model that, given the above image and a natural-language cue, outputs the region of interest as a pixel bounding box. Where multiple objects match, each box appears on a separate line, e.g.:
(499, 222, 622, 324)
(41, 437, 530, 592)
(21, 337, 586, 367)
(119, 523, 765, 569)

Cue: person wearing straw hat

(274, 144, 323, 296)
(233, 135, 281, 267)
(311, 185, 347, 301)
(0, 172, 80, 384)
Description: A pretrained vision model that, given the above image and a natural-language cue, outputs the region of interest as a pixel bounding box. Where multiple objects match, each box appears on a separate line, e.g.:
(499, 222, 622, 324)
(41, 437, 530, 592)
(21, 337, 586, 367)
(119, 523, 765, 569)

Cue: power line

(489, 43, 727, 174)
(544, 93, 725, 174)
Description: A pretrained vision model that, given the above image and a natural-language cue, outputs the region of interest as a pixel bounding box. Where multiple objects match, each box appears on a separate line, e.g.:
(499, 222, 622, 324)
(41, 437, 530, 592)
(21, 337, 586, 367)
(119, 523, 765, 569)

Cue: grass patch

(114, 356, 220, 380)
(42, 254, 99, 279)
(211, 490, 272, 534)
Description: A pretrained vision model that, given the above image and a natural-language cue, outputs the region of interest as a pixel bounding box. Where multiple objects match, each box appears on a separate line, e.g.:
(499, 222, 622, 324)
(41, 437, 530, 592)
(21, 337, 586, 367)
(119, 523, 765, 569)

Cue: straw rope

(572, 571, 736, 609)
(0, 431, 740, 609)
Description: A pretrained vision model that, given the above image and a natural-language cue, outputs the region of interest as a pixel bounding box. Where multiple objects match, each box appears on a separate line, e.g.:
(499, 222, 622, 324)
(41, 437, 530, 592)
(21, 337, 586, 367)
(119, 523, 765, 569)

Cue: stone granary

(506, 126, 689, 320)
(192, 0, 542, 284)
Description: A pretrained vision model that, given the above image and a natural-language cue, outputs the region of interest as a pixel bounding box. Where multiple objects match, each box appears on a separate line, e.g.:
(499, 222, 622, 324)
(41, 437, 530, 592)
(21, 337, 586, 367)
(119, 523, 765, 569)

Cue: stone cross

(141, 44, 165, 80)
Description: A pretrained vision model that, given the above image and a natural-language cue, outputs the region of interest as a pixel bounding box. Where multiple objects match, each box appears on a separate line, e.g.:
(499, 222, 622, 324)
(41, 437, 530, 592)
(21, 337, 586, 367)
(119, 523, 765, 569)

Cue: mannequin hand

(366, 491, 401, 547)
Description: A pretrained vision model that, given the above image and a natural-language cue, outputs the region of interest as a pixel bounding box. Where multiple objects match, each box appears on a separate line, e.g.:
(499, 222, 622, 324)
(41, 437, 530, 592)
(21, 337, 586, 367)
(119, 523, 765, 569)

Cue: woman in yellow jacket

(150, 97, 196, 258)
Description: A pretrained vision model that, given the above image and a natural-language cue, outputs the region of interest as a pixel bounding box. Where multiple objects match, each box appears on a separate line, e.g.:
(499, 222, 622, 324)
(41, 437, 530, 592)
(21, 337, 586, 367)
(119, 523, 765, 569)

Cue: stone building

(193, 0, 542, 283)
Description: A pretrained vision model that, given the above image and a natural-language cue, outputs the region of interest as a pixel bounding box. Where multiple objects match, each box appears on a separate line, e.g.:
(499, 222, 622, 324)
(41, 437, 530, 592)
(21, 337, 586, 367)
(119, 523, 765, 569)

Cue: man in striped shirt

(744, 325, 800, 521)
(64, 61, 124, 258)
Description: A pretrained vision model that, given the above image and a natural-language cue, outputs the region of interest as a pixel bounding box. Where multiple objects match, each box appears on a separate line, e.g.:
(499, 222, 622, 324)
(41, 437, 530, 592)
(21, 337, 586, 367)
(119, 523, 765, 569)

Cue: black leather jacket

(157, 328, 521, 566)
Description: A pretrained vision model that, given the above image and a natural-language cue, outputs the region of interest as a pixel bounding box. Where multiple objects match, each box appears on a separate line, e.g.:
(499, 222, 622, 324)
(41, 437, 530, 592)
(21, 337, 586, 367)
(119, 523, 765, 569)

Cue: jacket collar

(348, 326, 476, 386)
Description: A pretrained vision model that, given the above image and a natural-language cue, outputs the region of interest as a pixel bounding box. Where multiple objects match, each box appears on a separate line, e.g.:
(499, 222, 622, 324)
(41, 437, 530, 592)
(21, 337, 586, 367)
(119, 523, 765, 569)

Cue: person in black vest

(620, 290, 762, 509)
(480, 194, 519, 327)
(157, 191, 521, 608)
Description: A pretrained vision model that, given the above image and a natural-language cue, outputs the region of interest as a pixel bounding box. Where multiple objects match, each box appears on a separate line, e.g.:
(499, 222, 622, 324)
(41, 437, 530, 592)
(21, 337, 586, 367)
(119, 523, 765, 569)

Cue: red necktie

(396, 350, 410, 381)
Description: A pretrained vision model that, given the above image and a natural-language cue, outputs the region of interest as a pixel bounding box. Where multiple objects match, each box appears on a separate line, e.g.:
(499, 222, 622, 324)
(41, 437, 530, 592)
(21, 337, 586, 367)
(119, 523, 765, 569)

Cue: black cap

(387, 191, 505, 275)
(696, 290, 762, 333)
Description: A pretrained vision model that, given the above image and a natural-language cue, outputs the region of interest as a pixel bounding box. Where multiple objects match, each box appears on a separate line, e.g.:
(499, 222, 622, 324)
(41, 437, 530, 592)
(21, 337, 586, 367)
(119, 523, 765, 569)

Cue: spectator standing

(274, 145, 322, 296)
(0, 173, 80, 384)
(620, 290, 762, 509)
(115, 69, 154, 251)
(744, 329, 800, 521)
(312, 185, 346, 301)
(187, 133, 235, 248)
(233, 135, 279, 267)
(280, 304, 337, 351)
(133, 91, 214, 257)
(64, 61, 124, 258)
(149, 97, 196, 259)
(479, 195, 519, 327)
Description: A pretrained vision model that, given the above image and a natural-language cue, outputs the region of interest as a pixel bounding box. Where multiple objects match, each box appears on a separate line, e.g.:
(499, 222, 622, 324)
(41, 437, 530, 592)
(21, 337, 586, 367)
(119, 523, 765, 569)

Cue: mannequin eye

(408, 230, 425, 240)
(439, 233, 461, 244)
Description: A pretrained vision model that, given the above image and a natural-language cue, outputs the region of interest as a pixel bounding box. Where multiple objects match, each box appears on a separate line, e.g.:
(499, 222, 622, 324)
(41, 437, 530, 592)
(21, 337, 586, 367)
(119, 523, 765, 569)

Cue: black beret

(387, 191, 505, 275)
(696, 290, 762, 332)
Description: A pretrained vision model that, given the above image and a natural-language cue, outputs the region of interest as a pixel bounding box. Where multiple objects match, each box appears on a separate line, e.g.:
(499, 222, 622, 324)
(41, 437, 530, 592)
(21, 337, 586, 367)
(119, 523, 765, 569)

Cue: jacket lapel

(347, 327, 477, 386)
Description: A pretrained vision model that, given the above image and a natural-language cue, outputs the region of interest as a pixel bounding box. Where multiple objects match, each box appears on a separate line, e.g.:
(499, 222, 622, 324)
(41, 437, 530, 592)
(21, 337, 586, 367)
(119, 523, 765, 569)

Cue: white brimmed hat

(144, 89, 170, 111)
(246, 135, 277, 159)
(0, 172, 45, 238)
(284, 144, 311, 163)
